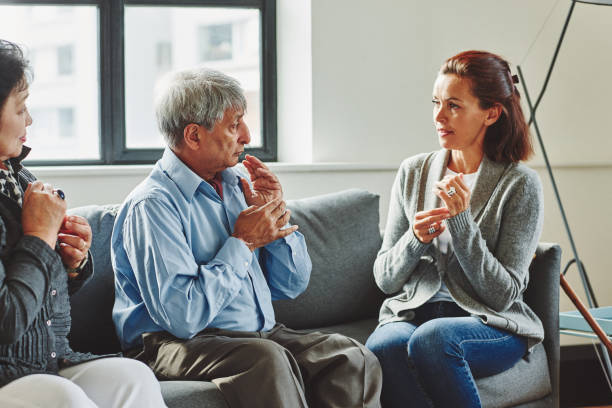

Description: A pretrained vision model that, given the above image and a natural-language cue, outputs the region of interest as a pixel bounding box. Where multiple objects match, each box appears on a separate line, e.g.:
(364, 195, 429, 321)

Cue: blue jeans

(365, 302, 527, 408)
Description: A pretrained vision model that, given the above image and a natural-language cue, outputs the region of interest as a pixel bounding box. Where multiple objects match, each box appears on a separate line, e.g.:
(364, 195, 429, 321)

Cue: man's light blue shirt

(111, 148, 312, 350)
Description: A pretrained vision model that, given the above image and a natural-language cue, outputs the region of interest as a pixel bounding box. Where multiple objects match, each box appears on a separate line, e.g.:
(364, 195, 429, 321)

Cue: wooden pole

(560, 273, 612, 353)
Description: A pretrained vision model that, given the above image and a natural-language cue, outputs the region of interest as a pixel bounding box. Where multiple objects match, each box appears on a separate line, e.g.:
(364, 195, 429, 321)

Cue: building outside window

(200, 23, 232, 61)
(57, 44, 74, 76)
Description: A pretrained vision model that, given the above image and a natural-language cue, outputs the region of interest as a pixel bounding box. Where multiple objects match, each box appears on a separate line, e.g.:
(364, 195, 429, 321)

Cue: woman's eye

(431, 99, 439, 105)
(449, 103, 460, 109)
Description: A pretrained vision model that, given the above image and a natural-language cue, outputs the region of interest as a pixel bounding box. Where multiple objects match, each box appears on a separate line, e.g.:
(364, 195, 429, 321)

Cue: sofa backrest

(525, 242, 561, 407)
(274, 189, 385, 328)
(68, 204, 122, 354)
(68, 189, 385, 353)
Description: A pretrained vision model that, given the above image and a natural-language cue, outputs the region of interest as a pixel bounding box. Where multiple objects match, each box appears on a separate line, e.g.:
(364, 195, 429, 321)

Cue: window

(124, 6, 262, 150)
(0, 4, 99, 162)
(0, 0, 277, 165)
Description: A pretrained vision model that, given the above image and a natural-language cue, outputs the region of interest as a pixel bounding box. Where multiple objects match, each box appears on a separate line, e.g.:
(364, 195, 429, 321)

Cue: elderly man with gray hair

(110, 67, 382, 408)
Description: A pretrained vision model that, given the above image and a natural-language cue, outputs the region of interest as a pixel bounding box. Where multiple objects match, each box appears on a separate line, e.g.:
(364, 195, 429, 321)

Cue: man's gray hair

(154, 68, 247, 148)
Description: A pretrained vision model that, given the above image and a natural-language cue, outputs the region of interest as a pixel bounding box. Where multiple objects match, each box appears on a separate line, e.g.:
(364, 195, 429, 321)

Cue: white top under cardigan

(428, 168, 478, 303)
(374, 149, 545, 349)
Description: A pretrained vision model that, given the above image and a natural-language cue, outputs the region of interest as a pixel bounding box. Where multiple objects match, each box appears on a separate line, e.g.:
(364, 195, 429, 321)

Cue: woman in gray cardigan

(366, 50, 544, 408)
(0, 39, 166, 408)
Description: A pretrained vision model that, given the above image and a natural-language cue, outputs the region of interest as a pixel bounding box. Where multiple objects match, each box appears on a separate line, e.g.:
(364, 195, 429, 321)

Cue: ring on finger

(447, 186, 456, 197)
(428, 225, 436, 235)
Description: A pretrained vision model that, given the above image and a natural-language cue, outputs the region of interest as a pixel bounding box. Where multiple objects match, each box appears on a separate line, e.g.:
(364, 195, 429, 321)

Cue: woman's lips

(19, 135, 26, 143)
(437, 129, 453, 137)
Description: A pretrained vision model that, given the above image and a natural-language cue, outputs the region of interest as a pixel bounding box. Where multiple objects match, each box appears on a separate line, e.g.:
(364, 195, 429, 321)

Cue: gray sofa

(68, 189, 560, 408)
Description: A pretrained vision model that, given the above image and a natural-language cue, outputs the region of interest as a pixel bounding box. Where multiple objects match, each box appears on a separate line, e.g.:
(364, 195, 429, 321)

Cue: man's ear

(183, 123, 201, 150)
(484, 103, 503, 127)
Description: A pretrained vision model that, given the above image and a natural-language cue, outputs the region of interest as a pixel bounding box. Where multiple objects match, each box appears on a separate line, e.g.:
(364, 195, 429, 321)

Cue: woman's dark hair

(440, 50, 533, 163)
(0, 39, 31, 115)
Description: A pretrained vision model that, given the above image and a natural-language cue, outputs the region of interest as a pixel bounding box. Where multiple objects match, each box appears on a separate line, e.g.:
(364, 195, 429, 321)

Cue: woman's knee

(366, 322, 413, 361)
(408, 319, 460, 363)
(87, 358, 160, 390)
(0, 374, 95, 408)
(62, 358, 165, 408)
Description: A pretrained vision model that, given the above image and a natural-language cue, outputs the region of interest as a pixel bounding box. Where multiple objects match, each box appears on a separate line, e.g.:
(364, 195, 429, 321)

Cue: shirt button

(244, 261, 249, 266)
(51, 352, 56, 358)
(46, 320, 52, 326)
(51, 290, 57, 296)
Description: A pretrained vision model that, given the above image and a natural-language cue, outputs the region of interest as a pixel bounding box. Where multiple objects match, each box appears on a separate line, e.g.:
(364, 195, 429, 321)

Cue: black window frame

(0, 0, 277, 165)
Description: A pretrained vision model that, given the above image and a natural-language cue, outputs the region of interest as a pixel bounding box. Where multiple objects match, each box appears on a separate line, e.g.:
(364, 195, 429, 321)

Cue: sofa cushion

(476, 343, 551, 408)
(68, 204, 122, 354)
(275, 189, 385, 329)
(160, 381, 228, 408)
(314, 317, 379, 345)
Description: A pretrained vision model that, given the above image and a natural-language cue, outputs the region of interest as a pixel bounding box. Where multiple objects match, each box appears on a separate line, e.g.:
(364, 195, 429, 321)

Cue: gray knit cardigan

(374, 149, 545, 348)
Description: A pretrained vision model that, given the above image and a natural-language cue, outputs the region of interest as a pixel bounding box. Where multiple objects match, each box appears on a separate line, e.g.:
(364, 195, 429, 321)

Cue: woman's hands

(58, 215, 92, 271)
(434, 173, 471, 217)
(22, 182, 92, 275)
(413, 173, 473, 243)
(22, 181, 67, 248)
(413, 207, 450, 243)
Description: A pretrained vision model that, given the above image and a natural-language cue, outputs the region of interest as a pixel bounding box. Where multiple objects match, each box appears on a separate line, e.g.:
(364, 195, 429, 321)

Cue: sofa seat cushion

(313, 317, 379, 345)
(476, 342, 552, 408)
(161, 381, 228, 408)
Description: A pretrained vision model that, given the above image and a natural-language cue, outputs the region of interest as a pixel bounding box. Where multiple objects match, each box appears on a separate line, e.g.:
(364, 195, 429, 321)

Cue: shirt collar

(159, 148, 205, 200)
(159, 147, 242, 200)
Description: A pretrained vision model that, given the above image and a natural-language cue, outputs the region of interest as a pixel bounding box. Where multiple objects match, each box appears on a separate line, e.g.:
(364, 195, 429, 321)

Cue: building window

(0, 0, 277, 165)
(57, 45, 74, 76)
(199, 24, 233, 61)
(58, 108, 74, 138)
(155, 42, 172, 72)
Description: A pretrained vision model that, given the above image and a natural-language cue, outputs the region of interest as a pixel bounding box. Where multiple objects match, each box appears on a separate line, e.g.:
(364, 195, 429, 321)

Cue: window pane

(0, 5, 100, 161)
(125, 7, 262, 149)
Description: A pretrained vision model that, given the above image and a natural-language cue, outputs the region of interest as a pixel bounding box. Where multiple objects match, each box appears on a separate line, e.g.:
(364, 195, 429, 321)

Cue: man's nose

(239, 123, 251, 145)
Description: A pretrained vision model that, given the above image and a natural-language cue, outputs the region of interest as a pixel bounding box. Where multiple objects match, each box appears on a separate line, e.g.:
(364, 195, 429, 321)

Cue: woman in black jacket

(0, 39, 166, 408)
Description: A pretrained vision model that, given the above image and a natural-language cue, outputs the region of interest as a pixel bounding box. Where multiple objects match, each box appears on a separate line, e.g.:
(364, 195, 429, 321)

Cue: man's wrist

(231, 234, 255, 252)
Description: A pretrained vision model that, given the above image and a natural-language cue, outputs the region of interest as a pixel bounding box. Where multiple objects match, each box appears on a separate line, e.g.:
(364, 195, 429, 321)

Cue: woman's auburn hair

(440, 50, 533, 163)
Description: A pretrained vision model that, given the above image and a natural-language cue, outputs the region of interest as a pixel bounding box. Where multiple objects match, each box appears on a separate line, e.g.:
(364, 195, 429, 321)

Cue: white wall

(32, 0, 612, 346)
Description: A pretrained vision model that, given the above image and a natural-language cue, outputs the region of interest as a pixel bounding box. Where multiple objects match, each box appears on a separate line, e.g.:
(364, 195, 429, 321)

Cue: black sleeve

(0, 219, 63, 344)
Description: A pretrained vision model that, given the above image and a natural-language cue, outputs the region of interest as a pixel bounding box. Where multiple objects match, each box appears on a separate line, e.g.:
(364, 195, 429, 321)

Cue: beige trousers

(130, 324, 382, 408)
(0, 357, 166, 408)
